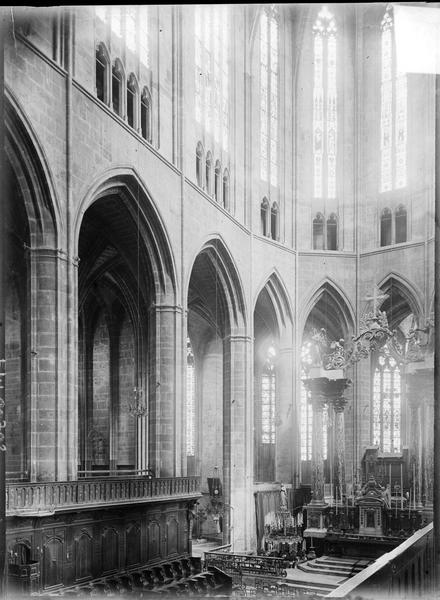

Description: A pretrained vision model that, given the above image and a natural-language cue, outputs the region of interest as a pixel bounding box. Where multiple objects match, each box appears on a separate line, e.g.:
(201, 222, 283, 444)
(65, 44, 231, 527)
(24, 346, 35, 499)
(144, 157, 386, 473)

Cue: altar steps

(298, 555, 372, 579)
(282, 579, 338, 595)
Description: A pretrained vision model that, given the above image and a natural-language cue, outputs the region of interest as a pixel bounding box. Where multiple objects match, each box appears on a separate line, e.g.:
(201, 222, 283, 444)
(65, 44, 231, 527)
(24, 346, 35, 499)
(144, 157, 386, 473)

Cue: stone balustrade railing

(326, 522, 434, 598)
(6, 476, 201, 516)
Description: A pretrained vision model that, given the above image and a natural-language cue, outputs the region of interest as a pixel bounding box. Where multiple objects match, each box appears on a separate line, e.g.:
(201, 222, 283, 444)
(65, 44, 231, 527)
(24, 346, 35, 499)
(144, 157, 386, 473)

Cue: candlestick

(400, 463, 403, 510)
(413, 462, 416, 511)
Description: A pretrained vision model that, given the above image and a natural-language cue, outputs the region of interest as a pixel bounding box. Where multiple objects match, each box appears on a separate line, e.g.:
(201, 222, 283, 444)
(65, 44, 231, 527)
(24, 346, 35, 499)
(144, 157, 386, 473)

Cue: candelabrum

(305, 310, 394, 372)
(393, 317, 434, 365)
(305, 311, 434, 374)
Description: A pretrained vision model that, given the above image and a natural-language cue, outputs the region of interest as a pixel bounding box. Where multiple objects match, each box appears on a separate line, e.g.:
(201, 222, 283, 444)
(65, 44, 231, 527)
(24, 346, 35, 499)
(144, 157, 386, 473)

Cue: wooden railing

(6, 476, 201, 516)
(326, 522, 434, 598)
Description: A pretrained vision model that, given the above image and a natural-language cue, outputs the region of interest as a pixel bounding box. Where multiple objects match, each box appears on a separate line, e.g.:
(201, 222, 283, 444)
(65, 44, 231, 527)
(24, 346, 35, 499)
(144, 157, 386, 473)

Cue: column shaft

(223, 334, 253, 551)
(148, 304, 183, 478)
(334, 407, 346, 503)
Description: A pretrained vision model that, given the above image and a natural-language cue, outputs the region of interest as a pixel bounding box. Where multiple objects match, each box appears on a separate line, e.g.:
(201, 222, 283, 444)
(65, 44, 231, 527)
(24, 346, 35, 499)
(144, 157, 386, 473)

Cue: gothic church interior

(2, 3, 437, 598)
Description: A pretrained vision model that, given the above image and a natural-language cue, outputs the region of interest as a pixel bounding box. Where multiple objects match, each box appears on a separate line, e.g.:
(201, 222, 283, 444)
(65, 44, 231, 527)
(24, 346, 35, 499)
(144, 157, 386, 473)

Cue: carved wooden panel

(75, 531, 92, 582)
(125, 523, 141, 568)
(101, 527, 119, 574)
(43, 537, 64, 589)
(7, 498, 195, 592)
(147, 520, 161, 561)
(166, 518, 178, 556)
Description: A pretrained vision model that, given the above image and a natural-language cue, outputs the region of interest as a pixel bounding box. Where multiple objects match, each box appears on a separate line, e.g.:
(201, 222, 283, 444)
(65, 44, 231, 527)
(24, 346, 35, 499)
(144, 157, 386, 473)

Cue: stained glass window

(95, 6, 107, 22)
(139, 7, 150, 67)
(186, 338, 196, 457)
(194, 6, 229, 151)
(327, 214, 338, 250)
(372, 348, 401, 453)
(261, 346, 276, 445)
(395, 205, 407, 243)
(380, 207, 392, 247)
(141, 88, 152, 143)
(313, 6, 337, 199)
(261, 198, 269, 236)
(111, 6, 122, 37)
(313, 213, 325, 250)
(271, 203, 279, 241)
(260, 8, 279, 187)
(126, 6, 136, 53)
(381, 8, 407, 192)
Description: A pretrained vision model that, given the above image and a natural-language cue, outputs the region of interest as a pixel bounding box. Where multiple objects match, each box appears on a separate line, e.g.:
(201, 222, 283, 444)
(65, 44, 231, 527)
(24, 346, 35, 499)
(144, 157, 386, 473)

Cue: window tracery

(313, 6, 337, 199)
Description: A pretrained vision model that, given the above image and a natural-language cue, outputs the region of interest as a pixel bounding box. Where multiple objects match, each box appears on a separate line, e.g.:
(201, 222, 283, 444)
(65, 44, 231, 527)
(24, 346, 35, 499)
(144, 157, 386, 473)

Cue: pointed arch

(126, 72, 139, 129)
(141, 86, 153, 143)
(96, 41, 111, 104)
(5, 90, 62, 245)
(260, 197, 270, 237)
(205, 151, 213, 196)
(196, 141, 204, 188)
(112, 57, 125, 117)
(270, 202, 279, 241)
(187, 236, 247, 334)
(380, 207, 392, 246)
(74, 167, 178, 304)
(395, 204, 407, 243)
(377, 273, 424, 328)
(300, 278, 355, 341)
(254, 270, 294, 344)
(223, 168, 230, 210)
(312, 212, 325, 250)
(214, 160, 222, 203)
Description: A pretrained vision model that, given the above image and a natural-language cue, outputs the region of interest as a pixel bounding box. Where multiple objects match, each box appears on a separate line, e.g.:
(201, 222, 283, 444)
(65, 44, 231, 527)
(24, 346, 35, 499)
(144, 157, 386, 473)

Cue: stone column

(407, 365, 434, 513)
(302, 378, 328, 506)
(407, 372, 423, 508)
(223, 333, 254, 552)
(421, 373, 434, 513)
(326, 379, 351, 504)
(148, 303, 183, 478)
(276, 347, 294, 483)
(28, 247, 73, 482)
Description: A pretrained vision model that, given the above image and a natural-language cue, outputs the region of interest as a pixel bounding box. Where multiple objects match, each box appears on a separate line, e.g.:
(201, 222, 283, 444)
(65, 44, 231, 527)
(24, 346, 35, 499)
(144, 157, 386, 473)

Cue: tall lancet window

(261, 346, 276, 447)
(372, 348, 401, 453)
(139, 7, 150, 67)
(260, 7, 279, 187)
(381, 8, 407, 192)
(195, 6, 229, 150)
(186, 338, 196, 457)
(313, 6, 337, 199)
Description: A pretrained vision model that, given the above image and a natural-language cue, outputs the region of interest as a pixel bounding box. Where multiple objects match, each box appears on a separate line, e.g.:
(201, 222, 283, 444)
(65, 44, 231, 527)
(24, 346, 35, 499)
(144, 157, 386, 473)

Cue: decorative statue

(187, 500, 198, 539)
(280, 483, 288, 511)
(383, 484, 392, 508)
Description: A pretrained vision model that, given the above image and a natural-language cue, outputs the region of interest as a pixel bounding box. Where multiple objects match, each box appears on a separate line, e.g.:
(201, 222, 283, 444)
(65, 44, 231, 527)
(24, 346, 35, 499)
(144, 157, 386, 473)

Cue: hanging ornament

(128, 386, 148, 418)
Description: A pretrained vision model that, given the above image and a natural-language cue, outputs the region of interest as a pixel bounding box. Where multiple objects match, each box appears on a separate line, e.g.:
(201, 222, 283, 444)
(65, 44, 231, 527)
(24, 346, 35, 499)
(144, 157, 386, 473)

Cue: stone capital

(302, 376, 351, 409)
(332, 396, 348, 413)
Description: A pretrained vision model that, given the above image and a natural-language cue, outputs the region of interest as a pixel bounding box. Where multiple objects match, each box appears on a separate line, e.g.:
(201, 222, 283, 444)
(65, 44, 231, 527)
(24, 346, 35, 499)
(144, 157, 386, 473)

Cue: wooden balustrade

(6, 476, 201, 515)
(326, 522, 434, 598)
